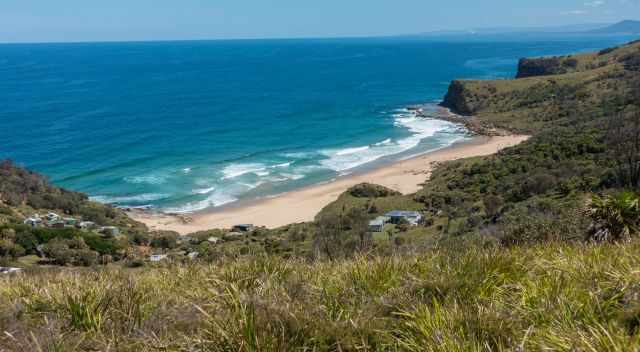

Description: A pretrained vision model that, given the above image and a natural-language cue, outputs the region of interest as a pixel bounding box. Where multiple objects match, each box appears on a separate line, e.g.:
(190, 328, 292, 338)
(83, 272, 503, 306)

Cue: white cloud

(585, 0, 606, 7)
(565, 9, 588, 15)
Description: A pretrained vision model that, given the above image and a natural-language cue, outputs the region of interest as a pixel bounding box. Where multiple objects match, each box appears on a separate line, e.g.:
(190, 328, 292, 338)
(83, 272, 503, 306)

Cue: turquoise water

(0, 35, 632, 212)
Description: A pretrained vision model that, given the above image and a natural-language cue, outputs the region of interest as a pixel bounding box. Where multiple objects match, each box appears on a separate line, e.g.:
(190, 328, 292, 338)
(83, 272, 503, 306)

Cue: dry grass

(1, 240, 640, 351)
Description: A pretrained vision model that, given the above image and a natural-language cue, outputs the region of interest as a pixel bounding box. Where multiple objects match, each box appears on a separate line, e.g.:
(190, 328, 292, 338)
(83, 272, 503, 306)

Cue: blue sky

(1, 0, 638, 42)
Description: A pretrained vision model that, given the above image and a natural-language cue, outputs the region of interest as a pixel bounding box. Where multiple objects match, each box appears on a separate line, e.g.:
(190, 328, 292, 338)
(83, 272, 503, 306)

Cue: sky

(0, 0, 639, 43)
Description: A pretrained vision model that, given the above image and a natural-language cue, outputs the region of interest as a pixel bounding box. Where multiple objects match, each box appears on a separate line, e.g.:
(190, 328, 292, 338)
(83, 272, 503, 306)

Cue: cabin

(99, 226, 120, 237)
(63, 218, 77, 226)
(368, 216, 390, 233)
(77, 221, 96, 230)
(232, 224, 254, 233)
(50, 221, 66, 229)
(46, 212, 60, 222)
(24, 216, 42, 228)
(385, 211, 423, 226)
(149, 254, 168, 262)
(0, 267, 23, 274)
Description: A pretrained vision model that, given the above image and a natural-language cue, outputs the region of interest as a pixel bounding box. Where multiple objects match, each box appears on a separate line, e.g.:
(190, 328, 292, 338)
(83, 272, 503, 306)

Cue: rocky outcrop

(440, 80, 474, 115)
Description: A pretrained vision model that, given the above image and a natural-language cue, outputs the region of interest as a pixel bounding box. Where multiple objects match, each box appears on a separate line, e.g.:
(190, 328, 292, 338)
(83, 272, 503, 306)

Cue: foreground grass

(1, 241, 640, 351)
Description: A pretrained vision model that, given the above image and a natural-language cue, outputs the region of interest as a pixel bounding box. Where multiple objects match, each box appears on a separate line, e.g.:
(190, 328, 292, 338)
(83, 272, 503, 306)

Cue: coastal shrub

(0, 239, 25, 259)
(150, 231, 179, 249)
(82, 233, 125, 256)
(347, 183, 401, 198)
(483, 194, 504, 220)
(130, 231, 150, 246)
(43, 237, 99, 266)
(521, 173, 557, 197)
(588, 191, 640, 242)
(0, 205, 12, 216)
(32, 227, 80, 244)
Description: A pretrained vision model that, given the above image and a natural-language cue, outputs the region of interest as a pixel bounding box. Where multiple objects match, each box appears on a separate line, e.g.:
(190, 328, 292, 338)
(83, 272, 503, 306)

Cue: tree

(483, 195, 504, 222)
(0, 239, 25, 259)
(150, 231, 179, 249)
(587, 191, 640, 242)
(43, 237, 99, 266)
(607, 110, 640, 189)
(313, 213, 344, 261)
(343, 207, 371, 251)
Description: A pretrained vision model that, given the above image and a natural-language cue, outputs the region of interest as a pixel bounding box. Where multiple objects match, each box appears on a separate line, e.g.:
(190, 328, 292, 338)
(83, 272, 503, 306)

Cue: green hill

(0, 160, 146, 233)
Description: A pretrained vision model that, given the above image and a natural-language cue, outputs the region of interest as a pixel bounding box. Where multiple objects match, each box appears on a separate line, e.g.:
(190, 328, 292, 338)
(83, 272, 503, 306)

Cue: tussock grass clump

(1, 242, 640, 351)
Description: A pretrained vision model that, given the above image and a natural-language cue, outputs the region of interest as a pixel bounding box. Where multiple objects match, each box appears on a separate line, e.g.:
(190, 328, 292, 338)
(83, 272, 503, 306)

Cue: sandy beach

(128, 134, 528, 234)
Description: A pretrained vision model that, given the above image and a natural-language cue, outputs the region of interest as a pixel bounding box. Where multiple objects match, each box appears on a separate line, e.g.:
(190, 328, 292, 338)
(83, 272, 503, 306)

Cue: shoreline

(128, 133, 529, 234)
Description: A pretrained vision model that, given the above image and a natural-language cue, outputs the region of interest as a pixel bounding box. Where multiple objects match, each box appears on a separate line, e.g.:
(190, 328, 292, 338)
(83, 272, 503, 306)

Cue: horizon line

(0, 21, 629, 46)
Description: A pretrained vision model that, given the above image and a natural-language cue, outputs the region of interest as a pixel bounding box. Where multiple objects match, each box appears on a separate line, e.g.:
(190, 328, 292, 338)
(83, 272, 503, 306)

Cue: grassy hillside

(442, 40, 640, 133)
(1, 240, 639, 351)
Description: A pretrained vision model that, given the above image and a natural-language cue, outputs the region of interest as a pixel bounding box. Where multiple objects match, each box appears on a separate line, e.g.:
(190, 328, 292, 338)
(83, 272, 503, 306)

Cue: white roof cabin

(0, 267, 23, 274)
(149, 254, 168, 262)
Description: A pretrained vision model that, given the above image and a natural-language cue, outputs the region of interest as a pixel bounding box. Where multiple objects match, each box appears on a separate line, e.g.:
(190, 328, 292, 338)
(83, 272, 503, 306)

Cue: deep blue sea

(0, 35, 633, 212)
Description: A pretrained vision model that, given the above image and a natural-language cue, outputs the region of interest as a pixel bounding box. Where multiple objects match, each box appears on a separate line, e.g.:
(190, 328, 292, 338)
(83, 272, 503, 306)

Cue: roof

(233, 224, 254, 229)
(369, 219, 385, 226)
(150, 254, 168, 261)
(0, 267, 23, 274)
(385, 210, 421, 218)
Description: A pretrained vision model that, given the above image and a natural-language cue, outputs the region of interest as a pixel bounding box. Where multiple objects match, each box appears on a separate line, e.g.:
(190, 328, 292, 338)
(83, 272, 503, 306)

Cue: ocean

(0, 35, 632, 213)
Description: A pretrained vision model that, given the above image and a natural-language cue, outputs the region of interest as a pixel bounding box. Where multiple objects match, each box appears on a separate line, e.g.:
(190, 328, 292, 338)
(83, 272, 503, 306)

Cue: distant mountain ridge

(414, 20, 639, 37)
(589, 20, 640, 34)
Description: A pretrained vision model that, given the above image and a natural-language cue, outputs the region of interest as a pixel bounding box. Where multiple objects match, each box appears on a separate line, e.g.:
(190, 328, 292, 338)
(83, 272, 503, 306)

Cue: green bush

(588, 191, 640, 242)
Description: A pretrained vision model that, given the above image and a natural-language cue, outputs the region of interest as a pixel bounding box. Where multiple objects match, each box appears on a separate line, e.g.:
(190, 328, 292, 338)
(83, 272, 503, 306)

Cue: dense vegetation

(1, 241, 640, 350)
(2, 41, 640, 350)
(0, 160, 146, 232)
(0, 160, 159, 266)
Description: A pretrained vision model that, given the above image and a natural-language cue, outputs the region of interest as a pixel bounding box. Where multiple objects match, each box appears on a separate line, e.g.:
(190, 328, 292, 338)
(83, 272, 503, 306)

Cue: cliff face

(439, 40, 640, 133)
(441, 80, 475, 115)
(516, 57, 578, 78)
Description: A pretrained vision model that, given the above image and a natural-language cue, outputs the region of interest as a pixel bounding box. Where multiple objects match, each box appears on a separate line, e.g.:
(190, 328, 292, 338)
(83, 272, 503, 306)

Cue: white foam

(283, 152, 315, 159)
(91, 193, 169, 204)
(192, 186, 215, 195)
(273, 162, 292, 168)
(320, 113, 460, 172)
(280, 173, 305, 180)
(374, 138, 393, 146)
(335, 146, 370, 156)
(164, 192, 238, 213)
(221, 163, 267, 179)
(124, 174, 168, 185)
